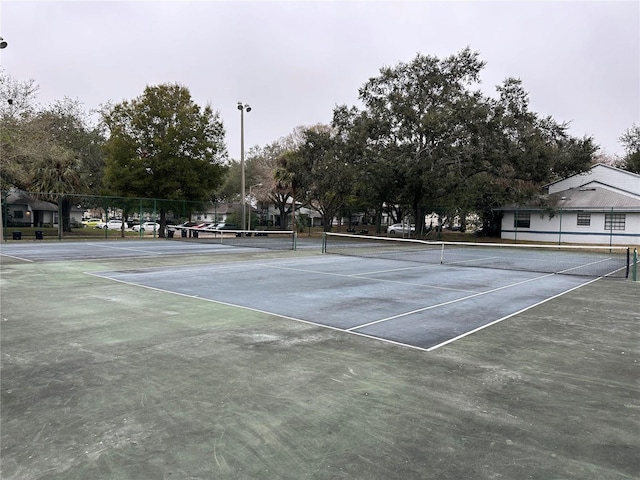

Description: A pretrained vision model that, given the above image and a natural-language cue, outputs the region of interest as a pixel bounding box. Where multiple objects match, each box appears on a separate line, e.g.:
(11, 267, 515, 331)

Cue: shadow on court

(1, 241, 638, 479)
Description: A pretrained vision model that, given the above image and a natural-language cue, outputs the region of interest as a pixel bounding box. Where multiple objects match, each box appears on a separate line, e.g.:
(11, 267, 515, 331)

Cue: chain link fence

(1, 190, 226, 240)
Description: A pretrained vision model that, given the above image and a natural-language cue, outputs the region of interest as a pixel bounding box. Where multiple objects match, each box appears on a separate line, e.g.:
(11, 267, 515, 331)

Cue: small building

(498, 164, 640, 245)
(4, 190, 59, 227)
(4, 190, 86, 228)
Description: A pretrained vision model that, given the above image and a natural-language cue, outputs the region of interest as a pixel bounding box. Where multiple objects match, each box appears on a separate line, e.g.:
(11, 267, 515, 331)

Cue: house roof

(498, 186, 640, 212)
(499, 164, 640, 213)
(6, 191, 58, 211)
(545, 163, 640, 196)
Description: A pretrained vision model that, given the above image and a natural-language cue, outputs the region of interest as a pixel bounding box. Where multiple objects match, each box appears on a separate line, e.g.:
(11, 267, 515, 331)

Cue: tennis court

(1, 237, 638, 479)
(1, 237, 617, 351)
(90, 248, 598, 351)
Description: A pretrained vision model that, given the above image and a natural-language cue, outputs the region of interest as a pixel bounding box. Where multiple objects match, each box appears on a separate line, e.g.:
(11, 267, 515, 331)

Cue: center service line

(346, 271, 557, 331)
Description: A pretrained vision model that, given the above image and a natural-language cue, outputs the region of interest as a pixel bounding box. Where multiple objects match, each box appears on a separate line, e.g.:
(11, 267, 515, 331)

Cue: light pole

(248, 183, 263, 230)
(237, 102, 251, 233)
(0, 37, 7, 242)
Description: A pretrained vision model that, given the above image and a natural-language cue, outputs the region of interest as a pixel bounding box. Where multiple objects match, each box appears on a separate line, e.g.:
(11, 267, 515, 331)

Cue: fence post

(608, 207, 613, 247)
(153, 199, 157, 237)
(558, 208, 563, 245)
(1, 189, 6, 242)
(58, 195, 62, 240)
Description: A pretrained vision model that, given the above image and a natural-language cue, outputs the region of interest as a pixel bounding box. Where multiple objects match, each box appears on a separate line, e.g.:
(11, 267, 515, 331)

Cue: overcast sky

(1, 0, 638, 160)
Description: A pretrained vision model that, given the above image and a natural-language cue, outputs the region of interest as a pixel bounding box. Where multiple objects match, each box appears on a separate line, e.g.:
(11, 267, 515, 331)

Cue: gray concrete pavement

(1, 245, 638, 479)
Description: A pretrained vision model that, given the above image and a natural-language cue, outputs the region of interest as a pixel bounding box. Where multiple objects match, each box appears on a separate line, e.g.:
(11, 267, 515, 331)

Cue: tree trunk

(61, 197, 72, 233)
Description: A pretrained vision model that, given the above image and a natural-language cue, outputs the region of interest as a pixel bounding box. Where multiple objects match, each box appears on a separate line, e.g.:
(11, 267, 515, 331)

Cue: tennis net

(322, 233, 631, 278)
(170, 228, 297, 251)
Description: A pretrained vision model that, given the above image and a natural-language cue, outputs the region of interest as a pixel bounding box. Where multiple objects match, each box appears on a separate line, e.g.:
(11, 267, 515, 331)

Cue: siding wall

(501, 211, 640, 245)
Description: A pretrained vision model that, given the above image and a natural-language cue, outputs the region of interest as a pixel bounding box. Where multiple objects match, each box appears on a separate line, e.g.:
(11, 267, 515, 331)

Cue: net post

(633, 249, 638, 282)
(321, 232, 327, 253)
(293, 231, 297, 251)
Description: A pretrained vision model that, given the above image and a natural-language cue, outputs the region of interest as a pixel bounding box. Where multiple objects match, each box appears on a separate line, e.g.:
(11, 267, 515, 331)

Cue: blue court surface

(70, 244, 597, 351)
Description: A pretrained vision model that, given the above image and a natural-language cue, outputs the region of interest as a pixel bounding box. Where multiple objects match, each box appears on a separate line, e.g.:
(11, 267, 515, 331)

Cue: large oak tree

(101, 83, 228, 235)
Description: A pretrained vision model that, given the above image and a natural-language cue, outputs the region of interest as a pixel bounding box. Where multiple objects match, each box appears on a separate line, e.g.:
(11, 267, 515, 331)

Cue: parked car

(387, 223, 415, 234)
(132, 222, 160, 232)
(82, 218, 102, 228)
(202, 223, 220, 231)
(168, 221, 199, 231)
(97, 219, 128, 229)
(216, 223, 239, 230)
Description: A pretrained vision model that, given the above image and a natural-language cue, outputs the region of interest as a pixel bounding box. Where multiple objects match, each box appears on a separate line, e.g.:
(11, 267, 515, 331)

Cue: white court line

(349, 263, 437, 276)
(444, 254, 502, 266)
(264, 263, 477, 293)
(99, 258, 282, 277)
(0, 253, 35, 263)
(558, 257, 623, 276)
(346, 272, 558, 331)
(101, 259, 477, 294)
(425, 276, 599, 351)
(85, 242, 164, 255)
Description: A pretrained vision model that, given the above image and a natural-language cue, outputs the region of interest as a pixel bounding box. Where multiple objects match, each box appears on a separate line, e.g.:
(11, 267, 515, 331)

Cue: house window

(604, 213, 625, 231)
(514, 212, 530, 228)
(13, 210, 23, 219)
(576, 213, 591, 226)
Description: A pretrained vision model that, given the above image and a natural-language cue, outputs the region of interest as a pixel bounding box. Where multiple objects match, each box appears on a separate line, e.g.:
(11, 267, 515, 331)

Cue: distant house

(3, 190, 85, 227)
(498, 164, 640, 245)
(190, 202, 237, 224)
(4, 190, 59, 227)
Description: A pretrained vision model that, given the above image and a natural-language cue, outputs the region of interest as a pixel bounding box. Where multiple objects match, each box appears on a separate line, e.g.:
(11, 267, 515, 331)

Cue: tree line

(1, 48, 638, 236)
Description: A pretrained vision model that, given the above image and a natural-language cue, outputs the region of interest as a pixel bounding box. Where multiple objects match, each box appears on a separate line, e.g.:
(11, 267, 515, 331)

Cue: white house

(4, 190, 86, 227)
(4, 190, 59, 227)
(498, 164, 640, 246)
